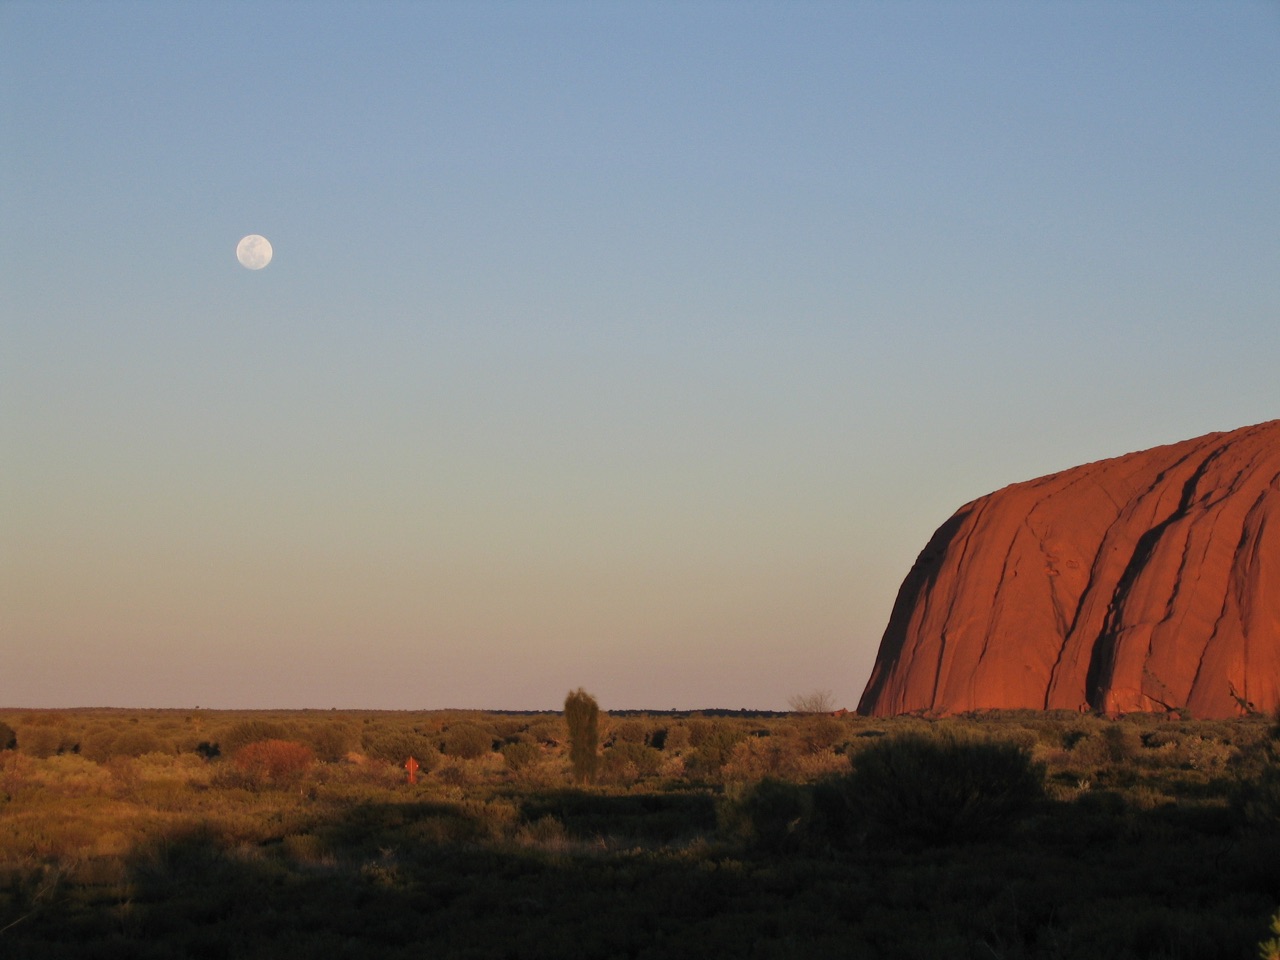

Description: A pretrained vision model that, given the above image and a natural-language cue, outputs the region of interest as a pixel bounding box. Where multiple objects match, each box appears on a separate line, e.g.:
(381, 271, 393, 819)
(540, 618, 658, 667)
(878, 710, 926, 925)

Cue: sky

(2, 1, 1277, 711)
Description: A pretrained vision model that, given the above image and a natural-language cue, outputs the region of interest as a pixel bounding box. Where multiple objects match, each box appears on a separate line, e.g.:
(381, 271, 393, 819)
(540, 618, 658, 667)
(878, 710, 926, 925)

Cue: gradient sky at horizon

(3, 2, 1278, 710)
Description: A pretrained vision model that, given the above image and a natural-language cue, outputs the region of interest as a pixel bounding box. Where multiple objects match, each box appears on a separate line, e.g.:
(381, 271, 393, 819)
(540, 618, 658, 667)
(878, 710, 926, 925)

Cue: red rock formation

(858, 421, 1280, 719)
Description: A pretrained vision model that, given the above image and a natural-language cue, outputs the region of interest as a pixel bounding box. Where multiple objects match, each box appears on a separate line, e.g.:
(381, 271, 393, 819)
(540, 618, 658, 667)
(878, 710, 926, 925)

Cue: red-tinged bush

(232, 739, 314, 789)
(218, 720, 291, 757)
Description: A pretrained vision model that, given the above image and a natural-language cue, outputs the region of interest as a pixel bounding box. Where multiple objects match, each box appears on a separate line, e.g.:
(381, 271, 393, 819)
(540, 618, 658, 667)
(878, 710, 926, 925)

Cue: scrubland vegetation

(1, 704, 1278, 959)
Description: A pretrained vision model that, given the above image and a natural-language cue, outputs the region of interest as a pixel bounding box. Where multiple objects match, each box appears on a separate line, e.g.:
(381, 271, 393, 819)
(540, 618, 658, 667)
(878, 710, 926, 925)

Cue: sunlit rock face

(858, 421, 1280, 719)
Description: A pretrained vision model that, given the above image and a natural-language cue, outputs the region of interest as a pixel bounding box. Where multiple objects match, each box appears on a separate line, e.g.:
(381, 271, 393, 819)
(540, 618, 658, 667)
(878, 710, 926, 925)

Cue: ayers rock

(858, 420, 1280, 719)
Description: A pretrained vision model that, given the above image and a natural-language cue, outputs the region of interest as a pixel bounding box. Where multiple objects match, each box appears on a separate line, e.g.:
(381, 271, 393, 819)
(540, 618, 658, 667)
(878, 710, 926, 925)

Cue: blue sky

(3, 1, 1277, 710)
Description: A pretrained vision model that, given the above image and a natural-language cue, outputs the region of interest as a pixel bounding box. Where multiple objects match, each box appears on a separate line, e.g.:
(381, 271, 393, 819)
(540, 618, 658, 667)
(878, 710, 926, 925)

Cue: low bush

(360, 727, 440, 769)
(218, 719, 291, 757)
(523, 717, 564, 747)
(686, 718, 712, 747)
(1236, 715, 1280, 830)
(81, 726, 167, 761)
(304, 721, 358, 762)
(610, 719, 650, 745)
(663, 724, 691, 752)
(719, 777, 810, 853)
(600, 742, 663, 782)
(232, 739, 314, 789)
(441, 723, 495, 760)
(501, 740, 542, 772)
(17, 724, 75, 759)
(685, 726, 748, 778)
(0, 750, 35, 800)
(799, 715, 844, 752)
(722, 734, 801, 781)
(833, 727, 1045, 846)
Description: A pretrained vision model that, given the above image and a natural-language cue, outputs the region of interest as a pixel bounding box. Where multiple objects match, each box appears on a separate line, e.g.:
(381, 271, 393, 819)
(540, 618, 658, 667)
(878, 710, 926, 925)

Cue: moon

(236, 234, 273, 270)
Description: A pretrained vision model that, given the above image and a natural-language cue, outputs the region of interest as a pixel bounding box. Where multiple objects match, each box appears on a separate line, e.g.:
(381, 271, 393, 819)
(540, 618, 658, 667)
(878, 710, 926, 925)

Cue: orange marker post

(404, 755, 420, 785)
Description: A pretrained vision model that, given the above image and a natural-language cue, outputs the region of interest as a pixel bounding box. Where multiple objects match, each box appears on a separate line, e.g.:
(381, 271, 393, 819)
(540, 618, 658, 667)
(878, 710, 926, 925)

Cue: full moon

(236, 234, 273, 270)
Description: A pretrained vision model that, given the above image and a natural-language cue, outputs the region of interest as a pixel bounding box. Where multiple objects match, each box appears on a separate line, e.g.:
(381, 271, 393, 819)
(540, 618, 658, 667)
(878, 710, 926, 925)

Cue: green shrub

(686, 719, 711, 747)
(686, 726, 748, 778)
(117, 728, 168, 758)
(1072, 723, 1143, 769)
(1237, 717, 1280, 829)
(564, 689, 600, 784)
(663, 724, 691, 752)
(360, 727, 439, 769)
(433, 759, 477, 786)
(521, 717, 564, 747)
(719, 777, 810, 852)
(835, 728, 1045, 846)
(78, 727, 117, 763)
(0, 721, 16, 751)
(304, 721, 357, 762)
(441, 723, 495, 760)
(81, 727, 166, 761)
(600, 742, 663, 782)
(501, 740, 542, 772)
(800, 716, 844, 752)
(722, 734, 801, 781)
(17, 723, 75, 759)
(611, 719, 649, 745)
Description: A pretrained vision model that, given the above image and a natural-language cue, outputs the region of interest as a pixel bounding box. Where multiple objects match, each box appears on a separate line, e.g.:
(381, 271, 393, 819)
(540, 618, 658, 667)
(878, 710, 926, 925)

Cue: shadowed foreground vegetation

(1, 707, 1279, 958)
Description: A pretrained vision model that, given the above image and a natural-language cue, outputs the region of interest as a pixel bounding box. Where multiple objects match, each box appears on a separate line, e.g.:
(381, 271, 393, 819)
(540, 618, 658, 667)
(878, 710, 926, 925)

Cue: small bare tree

(788, 689, 836, 714)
